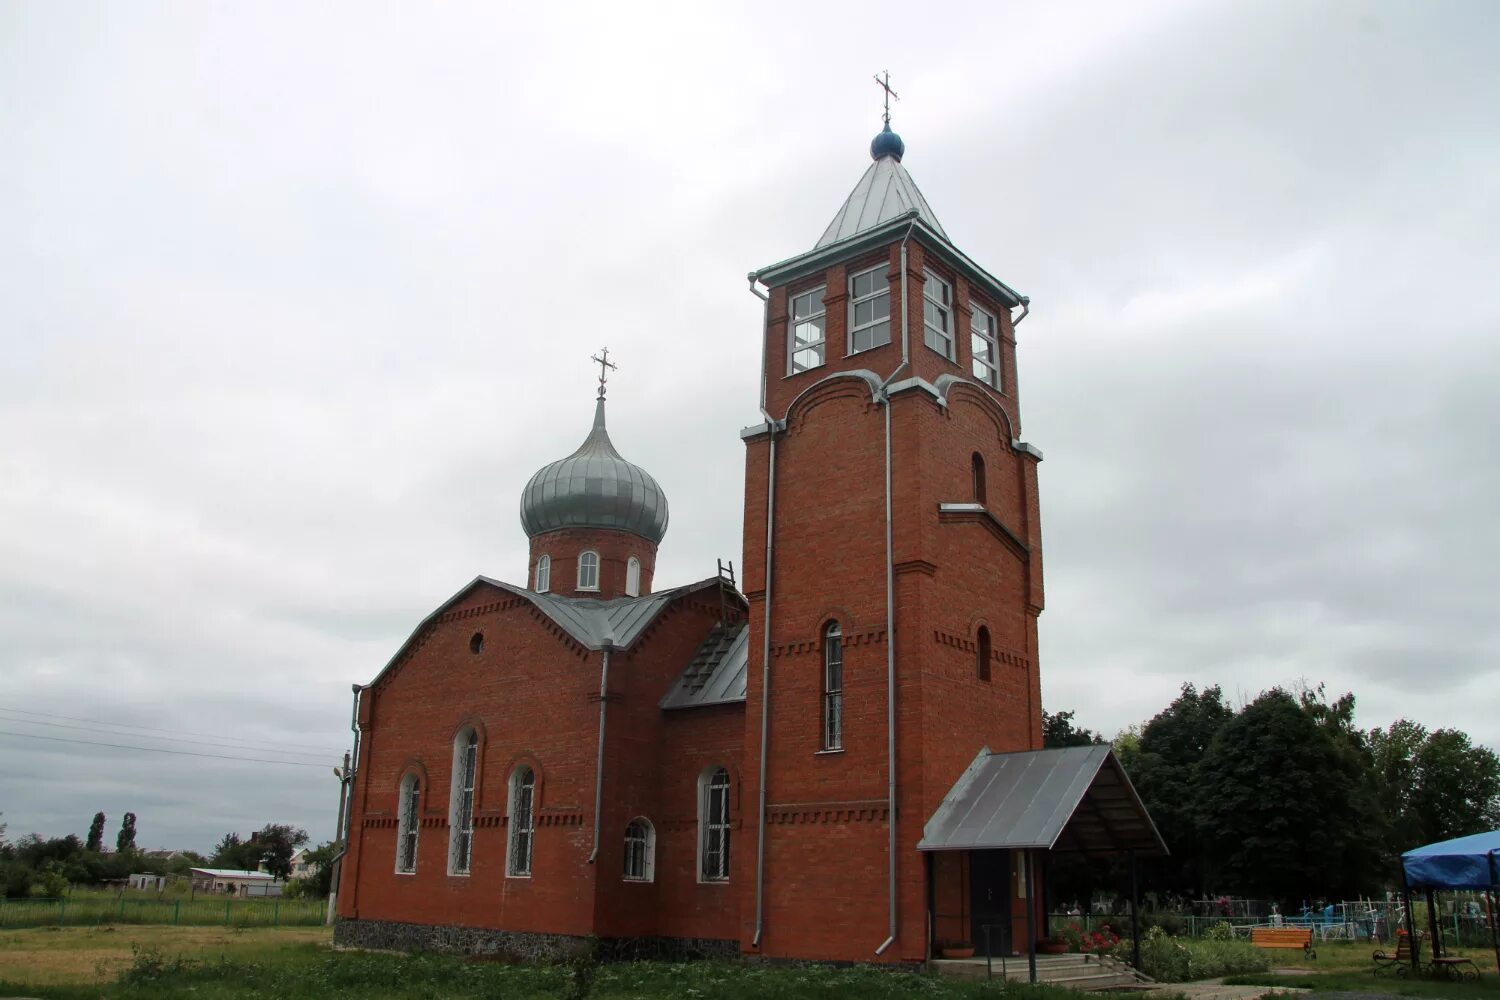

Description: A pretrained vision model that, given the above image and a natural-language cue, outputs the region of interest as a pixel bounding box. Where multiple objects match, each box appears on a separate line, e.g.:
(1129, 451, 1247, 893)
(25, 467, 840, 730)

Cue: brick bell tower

(738, 111, 1045, 963)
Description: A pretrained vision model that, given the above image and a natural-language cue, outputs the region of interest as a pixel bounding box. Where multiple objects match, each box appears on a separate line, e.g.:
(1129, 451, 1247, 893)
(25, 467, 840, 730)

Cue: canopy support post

(1025, 849, 1037, 984)
(1426, 888, 1443, 959)
(1489, 849, 1499, 975)
(1400, 866, 1417, 973)
(1130, 849, 1141, 972)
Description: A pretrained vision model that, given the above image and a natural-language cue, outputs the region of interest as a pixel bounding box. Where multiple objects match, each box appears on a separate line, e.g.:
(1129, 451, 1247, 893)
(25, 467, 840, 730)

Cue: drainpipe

(587, 643, 615, 864)
(874, 218, 918, 957)
(1012, 296, 1031, 328)
(326, 683, 362, 923)
(747, 274, 776, 948)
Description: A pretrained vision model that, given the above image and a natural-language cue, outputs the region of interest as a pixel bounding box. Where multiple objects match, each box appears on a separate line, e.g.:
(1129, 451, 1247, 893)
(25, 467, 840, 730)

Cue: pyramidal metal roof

(659, 621, 748, 710)
(816, 154, 949, 249)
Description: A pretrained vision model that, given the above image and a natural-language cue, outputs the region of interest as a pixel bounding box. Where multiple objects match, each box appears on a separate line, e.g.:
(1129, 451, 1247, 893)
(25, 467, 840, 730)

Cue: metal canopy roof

(919, 745, 1167, 857)
(816, 154, 949, 249)
(659, 621, 748, 710)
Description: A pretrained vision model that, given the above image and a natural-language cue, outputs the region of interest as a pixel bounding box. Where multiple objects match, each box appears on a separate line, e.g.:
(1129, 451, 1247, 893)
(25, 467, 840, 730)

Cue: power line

(0, 705, 345, 755)
(0, 730, 332, 768)
(0, 713, 346, 757)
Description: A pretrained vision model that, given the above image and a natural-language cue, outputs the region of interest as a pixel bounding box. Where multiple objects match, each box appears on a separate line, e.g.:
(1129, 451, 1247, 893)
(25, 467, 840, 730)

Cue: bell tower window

(848, 265, 891, 354)
(923, 269, 954, 360)
(972, 453, 987, 505)
(535, 554, 551, 593)
(625, 556, 641, 597)
(971, 305, 1000, 388)
(789, 287, 827, 374)
(577, 551, 600, 592)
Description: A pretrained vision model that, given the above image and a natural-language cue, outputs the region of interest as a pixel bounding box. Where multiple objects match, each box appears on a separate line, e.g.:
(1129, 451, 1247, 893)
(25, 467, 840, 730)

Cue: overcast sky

(3, 1, 1496, 854)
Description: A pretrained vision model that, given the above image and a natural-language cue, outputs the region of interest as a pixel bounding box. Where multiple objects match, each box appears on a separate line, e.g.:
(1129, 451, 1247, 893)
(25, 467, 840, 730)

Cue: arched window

(535, 554, 551, 593)
(976, 626, 992, 682)
(822, 622, 843, 751)
(972, 453, 987, 505)
(448, 728, 478, 875)
(396, 773, 421, 874)
(623, 817, 656, 882)
(625, 556, 641, 597)
(507, 766, 536, 876)
(699, 766, 731, 882)
(577, 551, 599, 592)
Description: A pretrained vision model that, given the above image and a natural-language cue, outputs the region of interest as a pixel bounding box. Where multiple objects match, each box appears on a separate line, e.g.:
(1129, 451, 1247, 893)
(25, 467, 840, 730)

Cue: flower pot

(940, 946, 975, 959)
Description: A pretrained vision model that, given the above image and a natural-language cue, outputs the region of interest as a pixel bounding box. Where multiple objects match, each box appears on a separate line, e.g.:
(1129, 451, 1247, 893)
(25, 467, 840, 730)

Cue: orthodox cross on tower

(872, 70, 899, 127)
(591, 347, 618, 399)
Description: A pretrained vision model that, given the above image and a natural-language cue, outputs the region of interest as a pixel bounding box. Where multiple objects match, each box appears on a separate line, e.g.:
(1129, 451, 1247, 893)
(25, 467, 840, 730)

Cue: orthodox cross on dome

(873, 70, 899, 128)
(591, 347, 618, 400)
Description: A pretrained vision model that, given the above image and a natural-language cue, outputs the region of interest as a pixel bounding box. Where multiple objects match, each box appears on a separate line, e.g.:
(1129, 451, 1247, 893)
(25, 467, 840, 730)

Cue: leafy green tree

(304, 841, 337, 897)
(85, 812, 106, 853)
(1043, 709, 1105, 748)
(115, 812, 137, 854)
(256, 824, 310, 880)
(211, 833, 261, 871)
(1193, 688, 1381, 899)
(1128, 684, 1233, 894)
(1410, 729, 1500, 843)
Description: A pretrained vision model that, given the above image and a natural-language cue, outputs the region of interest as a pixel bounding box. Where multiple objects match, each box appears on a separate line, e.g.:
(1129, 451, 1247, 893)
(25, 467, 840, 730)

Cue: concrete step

(933, 952, 1154, 992)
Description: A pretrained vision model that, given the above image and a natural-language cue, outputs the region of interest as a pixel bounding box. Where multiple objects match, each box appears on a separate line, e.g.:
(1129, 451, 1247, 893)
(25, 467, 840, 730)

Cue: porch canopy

(918, 745, 1167, 857)
(1401, 829, 1500, 889)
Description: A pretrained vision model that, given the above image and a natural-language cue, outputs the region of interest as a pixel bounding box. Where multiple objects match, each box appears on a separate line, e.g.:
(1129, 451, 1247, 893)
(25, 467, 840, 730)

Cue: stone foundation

(332, 918, 737, 964)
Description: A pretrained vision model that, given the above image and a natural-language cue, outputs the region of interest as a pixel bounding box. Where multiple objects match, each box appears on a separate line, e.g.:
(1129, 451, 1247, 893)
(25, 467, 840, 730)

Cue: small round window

(469, 632, 484, 655)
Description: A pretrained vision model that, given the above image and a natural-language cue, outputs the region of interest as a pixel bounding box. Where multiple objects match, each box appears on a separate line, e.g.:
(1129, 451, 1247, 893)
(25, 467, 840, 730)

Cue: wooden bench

(1250, 927, 1315, 958)
(1372, 932, 1417, 975)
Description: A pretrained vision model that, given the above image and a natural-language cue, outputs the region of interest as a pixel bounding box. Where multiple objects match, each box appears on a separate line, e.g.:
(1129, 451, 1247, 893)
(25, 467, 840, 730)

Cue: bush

(1203, 920, 1236, 941)
(1117, 926, 1270, 982)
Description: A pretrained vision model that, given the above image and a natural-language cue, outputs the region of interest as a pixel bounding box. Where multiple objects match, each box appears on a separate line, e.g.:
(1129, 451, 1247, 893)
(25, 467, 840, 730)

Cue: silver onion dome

(519, 397, 669, 544)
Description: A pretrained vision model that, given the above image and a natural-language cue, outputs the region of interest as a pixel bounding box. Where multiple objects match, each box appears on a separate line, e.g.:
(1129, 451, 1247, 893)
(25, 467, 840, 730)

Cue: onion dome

(869, 123, 905, 162)
(519, 397, 669, 544)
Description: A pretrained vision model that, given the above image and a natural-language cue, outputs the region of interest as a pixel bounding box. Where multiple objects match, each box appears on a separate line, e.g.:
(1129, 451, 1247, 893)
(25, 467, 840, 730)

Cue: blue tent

(1399, 830, 1499, 974)
(1402, 830, 1500, 889)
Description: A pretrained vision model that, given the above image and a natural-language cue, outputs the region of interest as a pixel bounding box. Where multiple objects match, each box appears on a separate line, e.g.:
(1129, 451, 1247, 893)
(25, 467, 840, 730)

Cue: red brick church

(332, 116, 1163, 965)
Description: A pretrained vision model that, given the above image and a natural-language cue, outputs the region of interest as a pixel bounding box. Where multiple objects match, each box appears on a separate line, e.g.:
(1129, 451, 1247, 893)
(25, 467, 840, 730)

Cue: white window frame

(535, 554, 551, 593)
(970, 304, 1001, 389)
(625, 556, 641, 597)
(788, 285, 827, 374)
(923, 269, 954, 361)
(396, 773, 420, 874)
(698, 766, 731, 882)
(822, 622, 843, 751)
(507, 766, 536, 877)
(623, 817, 656, 882)
(577, 551, 599, 592)
(447, 729, 478, 875)
(847, 265, 891, 354)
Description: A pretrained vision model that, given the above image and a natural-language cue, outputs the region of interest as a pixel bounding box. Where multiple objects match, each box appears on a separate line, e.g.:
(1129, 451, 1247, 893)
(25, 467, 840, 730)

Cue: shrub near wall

(1118, 926, 1271, 983)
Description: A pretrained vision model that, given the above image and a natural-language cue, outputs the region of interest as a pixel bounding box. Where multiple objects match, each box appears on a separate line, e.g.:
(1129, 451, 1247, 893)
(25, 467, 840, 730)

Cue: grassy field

(1229, 938, 1500, 996)
(0, 925, 1095, 1000)
(0, 893, 325, 929)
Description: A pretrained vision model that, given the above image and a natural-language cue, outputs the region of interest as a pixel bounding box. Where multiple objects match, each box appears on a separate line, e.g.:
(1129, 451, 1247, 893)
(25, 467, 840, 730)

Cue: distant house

(128, 873, 170, 892)
(189, 867, 284, 897)
(141, 849, 184, 862)
(286, 847, 320, 881)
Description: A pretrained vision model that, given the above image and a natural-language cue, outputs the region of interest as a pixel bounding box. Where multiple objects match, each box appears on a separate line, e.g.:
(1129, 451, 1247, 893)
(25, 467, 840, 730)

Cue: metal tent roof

(919, 745, 1167, 857)
(659, 621, 748, 710)
(816, 154, 949, 249)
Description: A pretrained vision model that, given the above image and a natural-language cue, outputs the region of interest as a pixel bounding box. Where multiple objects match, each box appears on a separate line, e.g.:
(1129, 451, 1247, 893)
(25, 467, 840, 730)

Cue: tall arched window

(623, 817, 655, 882)
(625, 556, 641, 597)
(577, 551, 599, 591)
(976, 626, 992, 682)
(822, 622, 843, 751)
(448, 728, 478, 875)
(972, 453, 987, 505)
(396, 773, 421, 874)
(699, 766, 731, 882)
(507, 766, 536, 876)
(535, 554, 551, 593)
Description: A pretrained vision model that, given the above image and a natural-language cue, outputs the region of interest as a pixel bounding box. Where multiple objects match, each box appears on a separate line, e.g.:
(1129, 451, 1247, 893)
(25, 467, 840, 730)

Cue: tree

(115, 812, 137, 854)
(1128, 683, 1233, 894)
(1193, 688, 1382, 900)
(255, 824, 310, 880)
(211, 833, 260, 871)
(86, 812, 106, 853)
(304, 841, 337, 897)
(1409, 729, 1500, 843)
(1042, 709, 1105, 748)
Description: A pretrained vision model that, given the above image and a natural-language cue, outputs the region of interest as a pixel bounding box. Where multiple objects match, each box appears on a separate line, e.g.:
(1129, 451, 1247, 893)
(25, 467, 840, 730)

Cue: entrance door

(969, 849, 1012, 956)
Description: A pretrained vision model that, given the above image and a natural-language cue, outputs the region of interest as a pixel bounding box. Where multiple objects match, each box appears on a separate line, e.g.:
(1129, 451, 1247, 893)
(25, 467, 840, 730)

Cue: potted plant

(937, 939, 975, 959)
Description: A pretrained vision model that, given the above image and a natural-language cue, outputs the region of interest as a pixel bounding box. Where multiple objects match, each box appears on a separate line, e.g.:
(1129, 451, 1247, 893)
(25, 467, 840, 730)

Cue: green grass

(0, 927, 1117, 1000)
(1224, 938, 1500, 996)
(0, 893, 325, 928)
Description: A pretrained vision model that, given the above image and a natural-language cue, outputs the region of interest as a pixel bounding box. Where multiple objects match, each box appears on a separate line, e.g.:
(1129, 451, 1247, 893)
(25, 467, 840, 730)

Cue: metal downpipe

(588, 646, 613, 864)
(747, 276, 775, 949)
(327, 683, 362, 922)
(874, 220, 916, 957)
